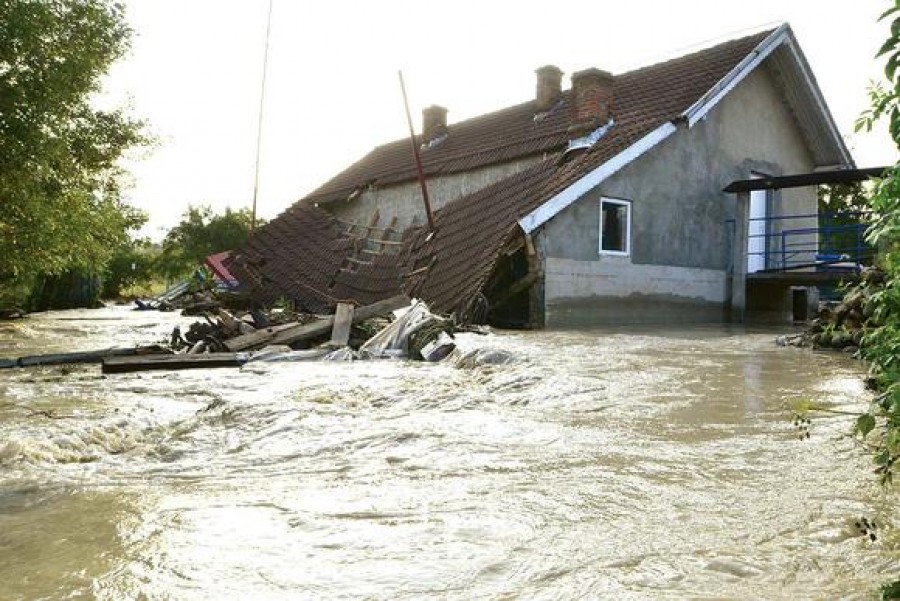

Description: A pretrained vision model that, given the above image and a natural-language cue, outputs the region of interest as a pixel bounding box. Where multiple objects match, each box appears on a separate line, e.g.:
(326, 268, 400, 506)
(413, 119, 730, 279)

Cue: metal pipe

(398, 70, 436, 232)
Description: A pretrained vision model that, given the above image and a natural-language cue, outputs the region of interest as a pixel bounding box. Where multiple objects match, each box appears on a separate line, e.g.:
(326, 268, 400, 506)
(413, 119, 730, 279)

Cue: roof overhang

(684, 24, 852, 168)
(723, 167, 890, 193)
(520, 24, 854, 235)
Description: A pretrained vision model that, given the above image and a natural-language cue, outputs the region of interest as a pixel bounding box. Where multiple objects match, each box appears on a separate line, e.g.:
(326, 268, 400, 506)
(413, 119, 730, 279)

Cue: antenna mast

(251, 0, 274, 231)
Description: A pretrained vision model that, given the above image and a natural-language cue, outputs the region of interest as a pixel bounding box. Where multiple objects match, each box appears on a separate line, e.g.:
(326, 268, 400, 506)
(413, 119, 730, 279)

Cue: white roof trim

(519, 24, 853, 235)
(683, 23, 851, 166)
(780, 33, 854, 167)
(519, 122, 677, 234)
(682, 24, 789, 127)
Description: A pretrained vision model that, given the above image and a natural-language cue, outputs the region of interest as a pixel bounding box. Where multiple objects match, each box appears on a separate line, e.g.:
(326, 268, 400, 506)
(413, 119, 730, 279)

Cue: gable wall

(323, 156, 541, 229)
(538, 64, 817, 325)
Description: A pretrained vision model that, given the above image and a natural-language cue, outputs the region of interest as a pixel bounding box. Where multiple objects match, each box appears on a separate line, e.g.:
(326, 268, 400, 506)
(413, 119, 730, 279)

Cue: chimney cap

(535, 64, 563, 76)
(569, 67, 615, 137)
(535, 65, 565, 113)
(571, 67, 614, 83)
(422, 105, 448, 141)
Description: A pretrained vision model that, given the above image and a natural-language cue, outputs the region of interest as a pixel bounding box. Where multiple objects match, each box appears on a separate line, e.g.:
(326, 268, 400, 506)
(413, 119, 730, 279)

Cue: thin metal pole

(398, 70, 436, 232)
(251, 0, 274, 231)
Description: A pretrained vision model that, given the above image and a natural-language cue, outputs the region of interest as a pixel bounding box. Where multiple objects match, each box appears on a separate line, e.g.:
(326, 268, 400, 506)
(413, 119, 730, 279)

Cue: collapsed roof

(230, 24, 853, 319)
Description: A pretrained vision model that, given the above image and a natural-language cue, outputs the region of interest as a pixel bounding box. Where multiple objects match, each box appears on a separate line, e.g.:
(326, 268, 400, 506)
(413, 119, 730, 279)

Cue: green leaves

(0, 0, 146, 298)
(155, 205, 263, 281)
(856, 413, 877, 438)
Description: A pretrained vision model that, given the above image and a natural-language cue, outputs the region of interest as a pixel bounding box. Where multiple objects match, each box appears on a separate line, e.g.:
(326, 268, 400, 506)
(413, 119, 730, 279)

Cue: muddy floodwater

(0, 306, 896, 599)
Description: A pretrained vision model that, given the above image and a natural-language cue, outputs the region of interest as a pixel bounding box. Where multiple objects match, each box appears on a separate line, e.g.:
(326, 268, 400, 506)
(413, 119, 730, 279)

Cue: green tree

(0, 0, 147, 305)
(817, 183, 873, 261)
(852, 1, 900, 491)
(155, 205, 260, 281)
(101, 237, 160, 298)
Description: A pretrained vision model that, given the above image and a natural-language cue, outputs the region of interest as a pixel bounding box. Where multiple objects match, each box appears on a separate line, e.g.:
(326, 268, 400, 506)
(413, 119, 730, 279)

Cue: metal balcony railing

(726, 211, 873, 274)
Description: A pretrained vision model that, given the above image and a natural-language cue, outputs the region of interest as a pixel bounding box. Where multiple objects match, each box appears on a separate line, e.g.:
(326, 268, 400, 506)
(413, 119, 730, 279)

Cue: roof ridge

(615, 28, 777, 83)
(367, 28, 778, 152)
(301, 27, 780, 204)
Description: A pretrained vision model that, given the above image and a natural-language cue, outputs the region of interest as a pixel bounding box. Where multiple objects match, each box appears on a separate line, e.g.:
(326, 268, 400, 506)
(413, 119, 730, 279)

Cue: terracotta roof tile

(234, 29, 773, 317)
(398, 30, 773, 317)
(227, 205, 402, 313)
(303, 30, 770, 207)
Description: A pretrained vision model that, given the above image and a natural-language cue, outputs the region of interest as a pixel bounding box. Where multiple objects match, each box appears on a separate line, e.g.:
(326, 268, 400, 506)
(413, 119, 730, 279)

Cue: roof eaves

(519, 121, 678, 234)
(779, 29, 855, 168)
(681, 24, 788, 127)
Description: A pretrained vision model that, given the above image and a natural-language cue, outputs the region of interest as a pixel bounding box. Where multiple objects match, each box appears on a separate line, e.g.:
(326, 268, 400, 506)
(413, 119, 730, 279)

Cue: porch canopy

(723, 165, 892, 321)
(723, 166, 891, 193)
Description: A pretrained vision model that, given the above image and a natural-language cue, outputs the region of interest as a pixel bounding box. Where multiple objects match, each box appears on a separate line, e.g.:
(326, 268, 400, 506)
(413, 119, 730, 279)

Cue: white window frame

(599, 197, 632, 256)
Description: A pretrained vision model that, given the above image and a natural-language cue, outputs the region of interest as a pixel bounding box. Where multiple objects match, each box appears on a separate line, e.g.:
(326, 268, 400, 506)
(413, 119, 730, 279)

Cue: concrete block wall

(543, 256, 727, 326)
(537, 64, 818, 325)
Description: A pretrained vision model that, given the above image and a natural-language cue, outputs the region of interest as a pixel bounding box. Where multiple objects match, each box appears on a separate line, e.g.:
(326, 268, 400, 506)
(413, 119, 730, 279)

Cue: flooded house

(228, 24, 852, 327)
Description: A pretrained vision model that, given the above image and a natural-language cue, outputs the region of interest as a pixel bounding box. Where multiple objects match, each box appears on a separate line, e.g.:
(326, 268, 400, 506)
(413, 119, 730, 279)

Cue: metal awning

(723, 167, 891, 193)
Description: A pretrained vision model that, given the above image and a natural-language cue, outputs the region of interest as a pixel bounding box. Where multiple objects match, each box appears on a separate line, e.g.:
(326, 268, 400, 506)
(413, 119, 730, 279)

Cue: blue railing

(726, 211, 872, 274)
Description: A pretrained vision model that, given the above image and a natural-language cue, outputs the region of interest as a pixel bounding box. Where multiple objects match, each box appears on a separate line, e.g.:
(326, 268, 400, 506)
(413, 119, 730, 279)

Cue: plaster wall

(325, 157, 541, 229)
(538, 63, 818, 323)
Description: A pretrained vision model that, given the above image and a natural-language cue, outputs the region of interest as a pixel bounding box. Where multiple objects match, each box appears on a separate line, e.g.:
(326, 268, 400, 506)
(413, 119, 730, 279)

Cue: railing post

(781, 231, 787, 270)
(730, 191, 750, 322)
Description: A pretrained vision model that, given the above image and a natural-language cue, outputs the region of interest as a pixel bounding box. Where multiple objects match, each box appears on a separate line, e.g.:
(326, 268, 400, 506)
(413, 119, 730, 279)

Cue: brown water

(0, 306, 896, 600)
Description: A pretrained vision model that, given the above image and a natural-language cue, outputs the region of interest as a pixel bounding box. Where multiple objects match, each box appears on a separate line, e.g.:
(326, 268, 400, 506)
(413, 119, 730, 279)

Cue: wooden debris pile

(777, 267, 886, 354)
(0, 295, 478, 375)
(103, 295, 414, 373)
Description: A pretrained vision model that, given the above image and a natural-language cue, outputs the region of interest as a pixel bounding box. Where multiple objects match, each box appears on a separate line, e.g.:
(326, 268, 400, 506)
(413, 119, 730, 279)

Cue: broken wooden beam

(102, 353, 248, 374)
(272, 294, 410, 348)
(3, 346, 170, 369)
(329, 303, 355, 347)
(222, 322, 298, 352)
(224, 294, 410, 351)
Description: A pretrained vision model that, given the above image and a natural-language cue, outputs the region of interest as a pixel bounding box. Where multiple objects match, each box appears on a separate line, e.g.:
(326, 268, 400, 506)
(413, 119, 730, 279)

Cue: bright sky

(104, 0, 898, 239)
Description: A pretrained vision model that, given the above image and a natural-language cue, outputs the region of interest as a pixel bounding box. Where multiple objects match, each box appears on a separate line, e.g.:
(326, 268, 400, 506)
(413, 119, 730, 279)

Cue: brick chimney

(535, 65, 563, 111)
(568, 68, 614, 136)
(422, 105, 448, 141)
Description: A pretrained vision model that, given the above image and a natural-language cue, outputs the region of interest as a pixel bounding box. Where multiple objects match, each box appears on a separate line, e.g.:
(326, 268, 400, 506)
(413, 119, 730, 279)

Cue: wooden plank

(16, 346, 170, 368)
(102, 353, 247, 374)
(345, 294, 409, 321)
(403, 258, 435, 279)
(222, 322, 301, 352)
(376, 216, 399, 253)
(524, 233, 536, 257)
(330, 303, 355, 346)
(365, 208, 380, 235)
(271, 295, 410, 348)
(270, 317, 335, 347)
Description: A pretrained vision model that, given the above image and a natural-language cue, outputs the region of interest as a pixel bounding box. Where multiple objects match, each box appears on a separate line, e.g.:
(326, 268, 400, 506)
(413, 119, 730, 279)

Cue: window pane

(601, 201, 628, 253)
